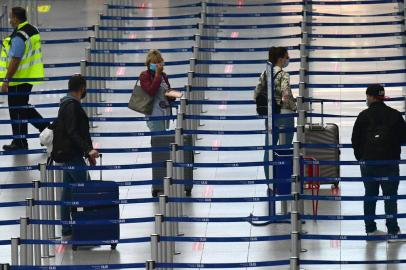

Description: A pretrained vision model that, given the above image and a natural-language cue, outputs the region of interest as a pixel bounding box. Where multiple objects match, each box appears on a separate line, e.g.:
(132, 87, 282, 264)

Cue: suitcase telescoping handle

(309, 100, 324, 127)
(99, 153, 103, 181)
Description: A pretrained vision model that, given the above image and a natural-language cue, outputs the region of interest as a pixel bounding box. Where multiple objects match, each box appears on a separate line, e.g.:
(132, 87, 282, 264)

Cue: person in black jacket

(352, 84, 406, 239)
(51, 74, 99, 237)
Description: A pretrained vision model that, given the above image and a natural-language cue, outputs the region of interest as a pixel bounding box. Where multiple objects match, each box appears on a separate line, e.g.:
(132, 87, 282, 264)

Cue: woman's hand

(156, 63, 164, 75)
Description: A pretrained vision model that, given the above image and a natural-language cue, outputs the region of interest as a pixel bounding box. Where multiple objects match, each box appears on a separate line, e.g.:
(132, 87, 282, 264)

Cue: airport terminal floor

(0, 0, 406, 269)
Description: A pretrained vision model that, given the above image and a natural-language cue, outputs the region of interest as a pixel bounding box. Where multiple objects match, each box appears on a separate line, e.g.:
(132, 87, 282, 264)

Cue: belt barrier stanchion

(103, 3, 114, 75)
(199, 2, 208, 115)
(150, 234, 160, 270)
(401, 0, 406, 120)
(296, 98, 306, 217)
(175, 99, 187, 218)
(19, 218, 28, 265)
(11, 238, 19, 266)
(80, 58, 95, 128)
(90, 37, 100, 116)
(39, 163, 50, 258)
(97, 18, 107, 102)
(184, 86, 193, 136)
(0, 5, 7, 104)
(300, 1, 311, 113)
(163, 176, 177, 257)
(32, 180, 41, 265)
(54, 164, 63, 231)
(290, 141, 302, 270)
(159, 195, 173, 269)
(169, 144, 180, 237)
(146, 260, 156, 270)
(25, 198, 33, 265)
(94, 25, 104, 107)
(86, 47, 97, 126)
(46, 162, 57, 252)
(196, 24, 204, 122)
(155, 215, 165, 270)
(188, 63, 199, 143)
(279, 130, 288, 215)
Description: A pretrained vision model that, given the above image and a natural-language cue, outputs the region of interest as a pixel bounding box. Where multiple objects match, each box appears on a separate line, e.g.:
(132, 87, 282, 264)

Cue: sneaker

(366, 230, 386, 241)
(388, 231, 404, 243)
(3, 141, 28, 151)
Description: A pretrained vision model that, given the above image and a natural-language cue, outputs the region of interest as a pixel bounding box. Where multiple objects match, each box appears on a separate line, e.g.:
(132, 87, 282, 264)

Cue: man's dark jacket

(352, 101, 406, 161)
(51, 95, 92, 163)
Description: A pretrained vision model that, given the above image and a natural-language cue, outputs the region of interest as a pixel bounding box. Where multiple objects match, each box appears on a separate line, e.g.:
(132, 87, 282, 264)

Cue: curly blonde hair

(145, 49, 164, 66)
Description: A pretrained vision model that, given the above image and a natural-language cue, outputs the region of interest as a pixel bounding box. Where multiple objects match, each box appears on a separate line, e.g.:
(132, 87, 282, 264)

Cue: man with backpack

(352, 84, 406, 240)
(51, 74, 99, 237)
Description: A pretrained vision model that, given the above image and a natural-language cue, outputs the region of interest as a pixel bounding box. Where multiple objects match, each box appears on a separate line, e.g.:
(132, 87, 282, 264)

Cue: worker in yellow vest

(0, 7, 49, 151)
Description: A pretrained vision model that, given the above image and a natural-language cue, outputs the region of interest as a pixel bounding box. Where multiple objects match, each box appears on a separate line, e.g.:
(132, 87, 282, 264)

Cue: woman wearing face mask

(140, 49, 175, 131)
(254, 46, 296, 180)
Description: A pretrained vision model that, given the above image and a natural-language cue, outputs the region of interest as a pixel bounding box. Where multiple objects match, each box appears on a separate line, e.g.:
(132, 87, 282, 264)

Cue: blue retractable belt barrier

(309, 31, 405, 38)
(202, 34, 302, 41)
(208, 11, 302, 18)
(90, 48, 192, 54)
(204, 22, 301, 29)
(309, 11, 403, 17)
(100, 13, 201, 20)
(96, 36, 194, 42)
(42, 38, 90, 44)
(0, 26, 94, 32)
(307, 20, 403, 26)
(99, 25, 197, 31)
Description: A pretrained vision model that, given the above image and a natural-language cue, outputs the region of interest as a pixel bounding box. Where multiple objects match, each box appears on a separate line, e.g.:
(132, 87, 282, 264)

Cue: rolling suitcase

(304, 123, 340, 187)
(151, 134, 194, 197)
(70, 156, 120, 250)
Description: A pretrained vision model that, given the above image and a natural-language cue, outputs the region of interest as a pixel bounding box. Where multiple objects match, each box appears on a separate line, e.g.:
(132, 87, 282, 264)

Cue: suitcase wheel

(72, 245, 77, 251)
(111, 244, 117, 250)
(152, 190, 159, 198)
(186, 189, 192, 197)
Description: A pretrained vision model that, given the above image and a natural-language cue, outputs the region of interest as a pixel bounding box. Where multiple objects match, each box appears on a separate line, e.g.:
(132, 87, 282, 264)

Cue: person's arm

(1, 36, 24, 92)
(140, 70, 162, 96)
(280, 72, 296, 110)
(64, 103, 94, 155)
(253, 71, 266, 99)
(397, 113, 406, 145)
(351, 112, 364, 161)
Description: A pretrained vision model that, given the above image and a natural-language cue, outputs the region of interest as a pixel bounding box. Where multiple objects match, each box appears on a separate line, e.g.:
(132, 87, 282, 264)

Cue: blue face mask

(149, 63, 157, 72)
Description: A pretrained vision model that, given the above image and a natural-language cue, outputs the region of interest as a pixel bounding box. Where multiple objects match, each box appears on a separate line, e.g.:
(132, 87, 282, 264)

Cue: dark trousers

(360, 164, 400, 234)
(8, 84, 49, 145)
(61, 156, 90, 235)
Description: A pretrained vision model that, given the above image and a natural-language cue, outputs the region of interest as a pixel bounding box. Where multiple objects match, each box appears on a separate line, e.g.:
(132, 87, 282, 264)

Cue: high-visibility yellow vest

(0, 21, 44, 86)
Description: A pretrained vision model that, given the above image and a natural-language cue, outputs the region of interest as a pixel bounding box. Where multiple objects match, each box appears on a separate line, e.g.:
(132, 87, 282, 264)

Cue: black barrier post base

(249, 187, 290, 226)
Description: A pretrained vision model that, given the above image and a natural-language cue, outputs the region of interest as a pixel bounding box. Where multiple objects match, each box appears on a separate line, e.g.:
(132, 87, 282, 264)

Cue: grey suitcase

(151, 135, 193, 197)
(304, 123, 340, 186)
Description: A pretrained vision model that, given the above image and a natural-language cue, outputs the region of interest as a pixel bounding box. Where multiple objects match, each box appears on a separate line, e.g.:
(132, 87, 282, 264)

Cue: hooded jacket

(51, 95, 93, 163)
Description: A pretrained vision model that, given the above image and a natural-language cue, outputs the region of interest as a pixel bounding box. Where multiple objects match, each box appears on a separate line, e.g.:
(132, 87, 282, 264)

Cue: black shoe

(3, 142, 28, 151)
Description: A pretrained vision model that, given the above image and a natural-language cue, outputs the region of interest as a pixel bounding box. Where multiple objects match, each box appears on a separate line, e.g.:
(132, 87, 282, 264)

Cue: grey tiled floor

(0, 0, 405, 269)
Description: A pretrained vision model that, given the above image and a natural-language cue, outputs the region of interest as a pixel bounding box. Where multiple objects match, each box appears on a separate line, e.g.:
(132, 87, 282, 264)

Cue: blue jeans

(147, 120, 166, 132)
(263, 114, 295, 180)
(61, 156, 90, 235)
(361, 164, 400, 234)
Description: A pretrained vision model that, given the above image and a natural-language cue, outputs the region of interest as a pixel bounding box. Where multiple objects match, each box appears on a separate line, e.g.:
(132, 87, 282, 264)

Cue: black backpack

(255, 70, 282, 115)
(365, 115, 394, 159)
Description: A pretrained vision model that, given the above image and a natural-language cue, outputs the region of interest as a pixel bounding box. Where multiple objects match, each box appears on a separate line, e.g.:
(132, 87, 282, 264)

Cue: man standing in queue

(0, 7, 49, 151)
(352, 84, 406, 240)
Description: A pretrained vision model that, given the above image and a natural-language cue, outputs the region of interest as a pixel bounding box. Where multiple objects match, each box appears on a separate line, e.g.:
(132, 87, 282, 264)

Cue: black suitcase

(151, 135, 194, 197)
(304, 123, 340, 187)
(70, 156, 119, 250)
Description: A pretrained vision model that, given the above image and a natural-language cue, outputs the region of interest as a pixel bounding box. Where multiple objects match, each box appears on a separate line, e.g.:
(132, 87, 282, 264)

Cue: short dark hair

(268, 47, 288, 65)
(12, 7, 27, 22)
(68, 74, 86, 92)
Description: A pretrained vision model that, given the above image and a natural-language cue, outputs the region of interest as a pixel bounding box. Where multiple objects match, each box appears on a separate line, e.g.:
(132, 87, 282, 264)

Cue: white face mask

(283, 59, 289, 68)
